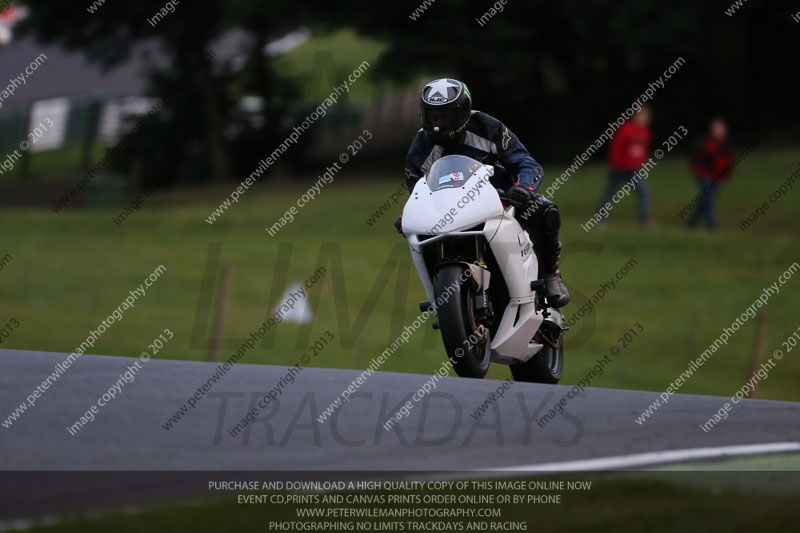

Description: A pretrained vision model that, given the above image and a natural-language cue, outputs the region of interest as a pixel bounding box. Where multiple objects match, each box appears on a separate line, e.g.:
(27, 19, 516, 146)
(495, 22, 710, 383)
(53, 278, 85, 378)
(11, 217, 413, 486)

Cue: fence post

(18, 104, 32, 180)
(744, 308, 768, 399)
(207, 262, 234, 362)
(80, 100, 102, 171)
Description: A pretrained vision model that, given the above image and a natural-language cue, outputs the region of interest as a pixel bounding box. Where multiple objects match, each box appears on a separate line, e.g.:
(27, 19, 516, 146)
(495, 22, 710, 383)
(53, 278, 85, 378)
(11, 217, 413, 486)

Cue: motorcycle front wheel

(435, 264, 491, 379)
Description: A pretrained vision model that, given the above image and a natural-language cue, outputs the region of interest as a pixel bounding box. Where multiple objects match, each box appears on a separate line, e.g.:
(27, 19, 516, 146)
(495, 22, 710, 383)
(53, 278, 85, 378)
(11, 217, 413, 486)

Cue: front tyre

(435, 264, 490, 379)
(510, 323, 564, 384)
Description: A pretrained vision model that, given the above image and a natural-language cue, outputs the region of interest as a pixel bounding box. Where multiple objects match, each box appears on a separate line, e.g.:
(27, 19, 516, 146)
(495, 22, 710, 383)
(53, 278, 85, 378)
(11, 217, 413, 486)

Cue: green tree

(20, 0, 310, 186)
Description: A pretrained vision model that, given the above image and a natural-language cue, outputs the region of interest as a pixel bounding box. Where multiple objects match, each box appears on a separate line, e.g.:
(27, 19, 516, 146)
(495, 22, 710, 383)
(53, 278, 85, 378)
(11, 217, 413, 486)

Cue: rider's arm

(498, 127, 543, 190)
(404, 130, 428, 193)
(404, 165, 423, 194)
(480, 114, 543, 191)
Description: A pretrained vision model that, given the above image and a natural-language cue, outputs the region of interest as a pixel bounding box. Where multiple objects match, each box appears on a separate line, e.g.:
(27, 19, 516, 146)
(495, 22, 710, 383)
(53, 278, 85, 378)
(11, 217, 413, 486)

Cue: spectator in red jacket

(686, 119, 734, 230)
(596, 105, 652, 227)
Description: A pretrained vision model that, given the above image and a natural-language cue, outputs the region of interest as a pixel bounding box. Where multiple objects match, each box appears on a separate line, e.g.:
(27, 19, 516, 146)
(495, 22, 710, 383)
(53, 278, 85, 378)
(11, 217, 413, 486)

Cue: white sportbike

(402, 155, 565, 383)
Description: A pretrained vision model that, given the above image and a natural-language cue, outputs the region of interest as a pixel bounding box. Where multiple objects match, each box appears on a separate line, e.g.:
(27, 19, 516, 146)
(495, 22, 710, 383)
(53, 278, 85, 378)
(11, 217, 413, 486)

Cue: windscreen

(426, 155, 485, 192)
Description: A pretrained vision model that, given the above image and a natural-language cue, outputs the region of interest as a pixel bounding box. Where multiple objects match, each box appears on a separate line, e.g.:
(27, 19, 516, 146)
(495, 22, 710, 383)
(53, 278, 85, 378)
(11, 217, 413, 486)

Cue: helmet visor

(422, 107, 461, 131)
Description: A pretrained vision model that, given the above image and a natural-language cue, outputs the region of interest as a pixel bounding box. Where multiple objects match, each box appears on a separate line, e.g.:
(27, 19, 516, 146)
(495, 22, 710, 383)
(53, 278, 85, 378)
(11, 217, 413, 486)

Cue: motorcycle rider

(401, 78, 570, 307)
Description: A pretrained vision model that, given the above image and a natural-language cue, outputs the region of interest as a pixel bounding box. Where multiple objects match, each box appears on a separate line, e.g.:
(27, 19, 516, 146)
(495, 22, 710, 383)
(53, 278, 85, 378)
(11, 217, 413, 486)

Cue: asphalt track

(2, 348, 799, 472)
(2, 348, 800, 522)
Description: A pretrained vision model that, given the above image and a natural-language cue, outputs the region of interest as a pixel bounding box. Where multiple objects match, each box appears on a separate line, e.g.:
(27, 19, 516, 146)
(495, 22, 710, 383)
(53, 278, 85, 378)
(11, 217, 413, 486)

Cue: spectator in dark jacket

(686, 119, 734, 230)
(596, 106, 652, 227)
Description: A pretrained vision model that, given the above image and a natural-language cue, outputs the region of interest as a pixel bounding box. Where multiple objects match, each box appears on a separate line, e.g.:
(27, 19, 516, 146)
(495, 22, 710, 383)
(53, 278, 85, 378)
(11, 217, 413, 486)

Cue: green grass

(0, 146, 798, 403)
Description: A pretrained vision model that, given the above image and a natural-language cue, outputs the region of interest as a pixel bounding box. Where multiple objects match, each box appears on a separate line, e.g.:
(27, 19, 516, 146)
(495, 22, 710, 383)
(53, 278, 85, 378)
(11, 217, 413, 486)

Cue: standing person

(597, 105, 653, 227)
(685, 119, 734, 230)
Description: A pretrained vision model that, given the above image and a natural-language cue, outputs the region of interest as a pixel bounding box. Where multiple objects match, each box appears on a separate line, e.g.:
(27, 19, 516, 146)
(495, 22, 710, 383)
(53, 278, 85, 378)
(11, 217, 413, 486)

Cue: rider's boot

(537, 248, 570, 308)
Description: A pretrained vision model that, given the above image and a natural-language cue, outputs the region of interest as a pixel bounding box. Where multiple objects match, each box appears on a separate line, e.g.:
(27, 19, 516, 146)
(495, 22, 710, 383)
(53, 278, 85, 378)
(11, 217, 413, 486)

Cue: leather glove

(507, 182, 536, 205)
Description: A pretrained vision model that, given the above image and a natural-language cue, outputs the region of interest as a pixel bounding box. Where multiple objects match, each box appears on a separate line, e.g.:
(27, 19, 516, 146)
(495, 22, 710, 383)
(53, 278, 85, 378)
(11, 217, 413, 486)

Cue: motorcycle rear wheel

(510, 323, 563, 384)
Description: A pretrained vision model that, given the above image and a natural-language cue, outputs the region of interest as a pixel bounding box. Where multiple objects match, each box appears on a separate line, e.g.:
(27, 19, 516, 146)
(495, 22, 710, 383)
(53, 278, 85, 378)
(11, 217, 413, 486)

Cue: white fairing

(402, 166, 501, 235)
(403, 163, 545, 363)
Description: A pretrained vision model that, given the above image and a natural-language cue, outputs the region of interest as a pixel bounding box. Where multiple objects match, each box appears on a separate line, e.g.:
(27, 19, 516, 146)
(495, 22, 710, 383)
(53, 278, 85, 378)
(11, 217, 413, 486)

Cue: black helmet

(420, 78, 472, 145)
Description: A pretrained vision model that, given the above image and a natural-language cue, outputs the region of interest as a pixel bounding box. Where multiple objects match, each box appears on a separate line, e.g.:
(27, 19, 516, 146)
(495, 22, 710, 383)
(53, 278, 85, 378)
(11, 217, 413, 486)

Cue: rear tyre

(435, 264, 490, 379)
(510, 323, 563, 384)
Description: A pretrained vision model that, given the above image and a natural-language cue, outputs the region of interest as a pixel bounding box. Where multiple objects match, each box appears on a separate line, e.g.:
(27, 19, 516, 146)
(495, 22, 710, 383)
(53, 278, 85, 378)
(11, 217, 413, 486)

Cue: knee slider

(541, 203, 561, 233)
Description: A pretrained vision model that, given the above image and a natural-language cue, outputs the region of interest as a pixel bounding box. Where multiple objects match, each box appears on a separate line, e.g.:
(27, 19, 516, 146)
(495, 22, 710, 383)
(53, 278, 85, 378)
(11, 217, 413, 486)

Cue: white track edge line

(485, 442, 800, 472)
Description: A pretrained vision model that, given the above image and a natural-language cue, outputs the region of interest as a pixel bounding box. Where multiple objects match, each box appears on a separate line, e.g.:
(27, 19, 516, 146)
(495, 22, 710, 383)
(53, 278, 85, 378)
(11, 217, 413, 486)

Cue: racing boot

(539, 251, 570, 308)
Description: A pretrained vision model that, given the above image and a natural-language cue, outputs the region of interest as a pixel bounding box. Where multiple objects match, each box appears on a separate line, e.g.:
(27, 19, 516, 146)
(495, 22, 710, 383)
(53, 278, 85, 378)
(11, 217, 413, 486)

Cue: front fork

(430, 237, 494, 335)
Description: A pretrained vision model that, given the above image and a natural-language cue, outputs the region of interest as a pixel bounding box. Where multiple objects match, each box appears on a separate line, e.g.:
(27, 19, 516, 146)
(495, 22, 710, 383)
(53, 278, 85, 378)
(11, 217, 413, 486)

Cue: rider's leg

(520, 195, 570, 308)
